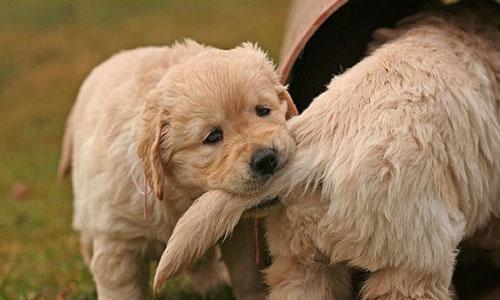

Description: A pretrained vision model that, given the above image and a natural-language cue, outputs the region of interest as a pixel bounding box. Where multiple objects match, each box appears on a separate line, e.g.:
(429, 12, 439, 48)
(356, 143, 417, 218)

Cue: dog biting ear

(138, 105, 170, 201)
(153, 190, 250, 292)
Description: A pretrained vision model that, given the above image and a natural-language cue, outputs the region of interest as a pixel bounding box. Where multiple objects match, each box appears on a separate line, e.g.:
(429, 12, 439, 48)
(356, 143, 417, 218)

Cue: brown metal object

(279, 0, 347, 82)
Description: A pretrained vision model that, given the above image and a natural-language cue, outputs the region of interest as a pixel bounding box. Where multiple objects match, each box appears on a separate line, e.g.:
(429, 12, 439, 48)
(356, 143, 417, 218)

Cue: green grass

(0, 1, 290, 298)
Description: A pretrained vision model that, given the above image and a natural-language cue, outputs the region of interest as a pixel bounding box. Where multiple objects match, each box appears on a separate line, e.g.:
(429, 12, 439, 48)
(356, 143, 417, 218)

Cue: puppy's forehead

(169, 49, 278, 118)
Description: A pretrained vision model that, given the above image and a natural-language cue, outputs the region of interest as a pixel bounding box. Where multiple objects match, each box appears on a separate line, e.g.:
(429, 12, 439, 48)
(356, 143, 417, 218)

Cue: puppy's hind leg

(341, 201, 464, 300)
(325, 202, 462, 300)
(90, 236, 150, 300)
(362, 267, 455, 300)
(265, 256, 352, 300)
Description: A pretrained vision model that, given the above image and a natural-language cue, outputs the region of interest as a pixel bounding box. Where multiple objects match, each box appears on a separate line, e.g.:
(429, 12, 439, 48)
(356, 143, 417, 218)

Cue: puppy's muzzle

(251, 148, 278, 177)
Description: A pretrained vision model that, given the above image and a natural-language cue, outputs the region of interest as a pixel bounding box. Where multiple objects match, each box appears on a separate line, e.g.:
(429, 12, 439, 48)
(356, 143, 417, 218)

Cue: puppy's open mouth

(243, 197, 281, 218)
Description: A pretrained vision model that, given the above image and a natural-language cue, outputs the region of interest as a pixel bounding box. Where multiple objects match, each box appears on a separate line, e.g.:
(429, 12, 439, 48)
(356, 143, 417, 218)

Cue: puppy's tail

(153, 190, 256, 293)
(58, 110, 74, 180)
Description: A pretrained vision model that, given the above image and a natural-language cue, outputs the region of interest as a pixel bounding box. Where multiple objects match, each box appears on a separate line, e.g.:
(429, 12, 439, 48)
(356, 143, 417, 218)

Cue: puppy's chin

(224, 178, 269, 197)
(242, 197, 282, 218)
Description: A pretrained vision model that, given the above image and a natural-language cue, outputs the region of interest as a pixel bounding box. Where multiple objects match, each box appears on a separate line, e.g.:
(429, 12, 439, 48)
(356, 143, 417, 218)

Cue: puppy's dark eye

(255, 105, 271, 117)
(204, 127, 223, 145)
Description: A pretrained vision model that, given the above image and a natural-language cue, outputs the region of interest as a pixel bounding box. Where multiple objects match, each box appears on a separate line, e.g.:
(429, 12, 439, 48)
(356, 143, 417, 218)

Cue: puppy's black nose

(251, 148, 278, 176)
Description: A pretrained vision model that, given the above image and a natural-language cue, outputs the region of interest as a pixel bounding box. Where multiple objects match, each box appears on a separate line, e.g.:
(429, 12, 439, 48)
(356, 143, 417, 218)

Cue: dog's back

(295, 11, 500, 235)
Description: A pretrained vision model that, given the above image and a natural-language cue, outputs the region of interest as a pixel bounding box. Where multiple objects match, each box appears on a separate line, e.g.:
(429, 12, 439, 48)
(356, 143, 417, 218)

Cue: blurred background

(0, 1, 290, 298)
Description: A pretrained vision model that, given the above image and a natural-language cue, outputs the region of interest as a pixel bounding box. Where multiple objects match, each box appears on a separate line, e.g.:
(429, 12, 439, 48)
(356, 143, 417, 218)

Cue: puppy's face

(140, 44, 296, 200)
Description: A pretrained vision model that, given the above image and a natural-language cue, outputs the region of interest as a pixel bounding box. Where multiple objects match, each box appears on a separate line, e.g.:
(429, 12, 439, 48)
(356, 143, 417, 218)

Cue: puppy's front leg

(265, 256, 352, 300)
(220, 218, 266, 300)
(90, 236, 150, 300)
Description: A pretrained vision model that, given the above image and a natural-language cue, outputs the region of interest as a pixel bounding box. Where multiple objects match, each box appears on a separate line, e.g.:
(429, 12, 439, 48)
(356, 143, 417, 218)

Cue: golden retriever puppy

(58, 39, 297, 300)
(153, 10, 500, 300)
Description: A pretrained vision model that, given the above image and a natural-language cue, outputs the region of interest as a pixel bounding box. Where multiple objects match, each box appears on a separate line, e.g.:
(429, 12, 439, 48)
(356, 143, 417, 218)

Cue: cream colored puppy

(266, 11, 500, 300)
(58, 40, 297, 300)
(154, 11, 500, 300)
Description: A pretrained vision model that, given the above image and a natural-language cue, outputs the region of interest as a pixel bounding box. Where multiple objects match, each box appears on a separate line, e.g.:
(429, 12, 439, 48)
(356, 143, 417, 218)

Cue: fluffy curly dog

(153, 10, 500, 300)
(58, 40, 297, 300)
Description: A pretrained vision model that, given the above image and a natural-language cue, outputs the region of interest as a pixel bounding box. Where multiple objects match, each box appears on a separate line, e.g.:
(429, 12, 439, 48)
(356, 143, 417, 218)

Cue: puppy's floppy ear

(138, 108, 170, 201)
(277, 85, 298, 119)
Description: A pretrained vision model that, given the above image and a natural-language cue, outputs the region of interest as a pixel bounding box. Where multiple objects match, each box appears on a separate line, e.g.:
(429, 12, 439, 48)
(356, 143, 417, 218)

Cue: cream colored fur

(155, 11, 500, 300)
(154, 190, 270, 290)
(59, 39, 297, 300)
(267, 11, 500, 300)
